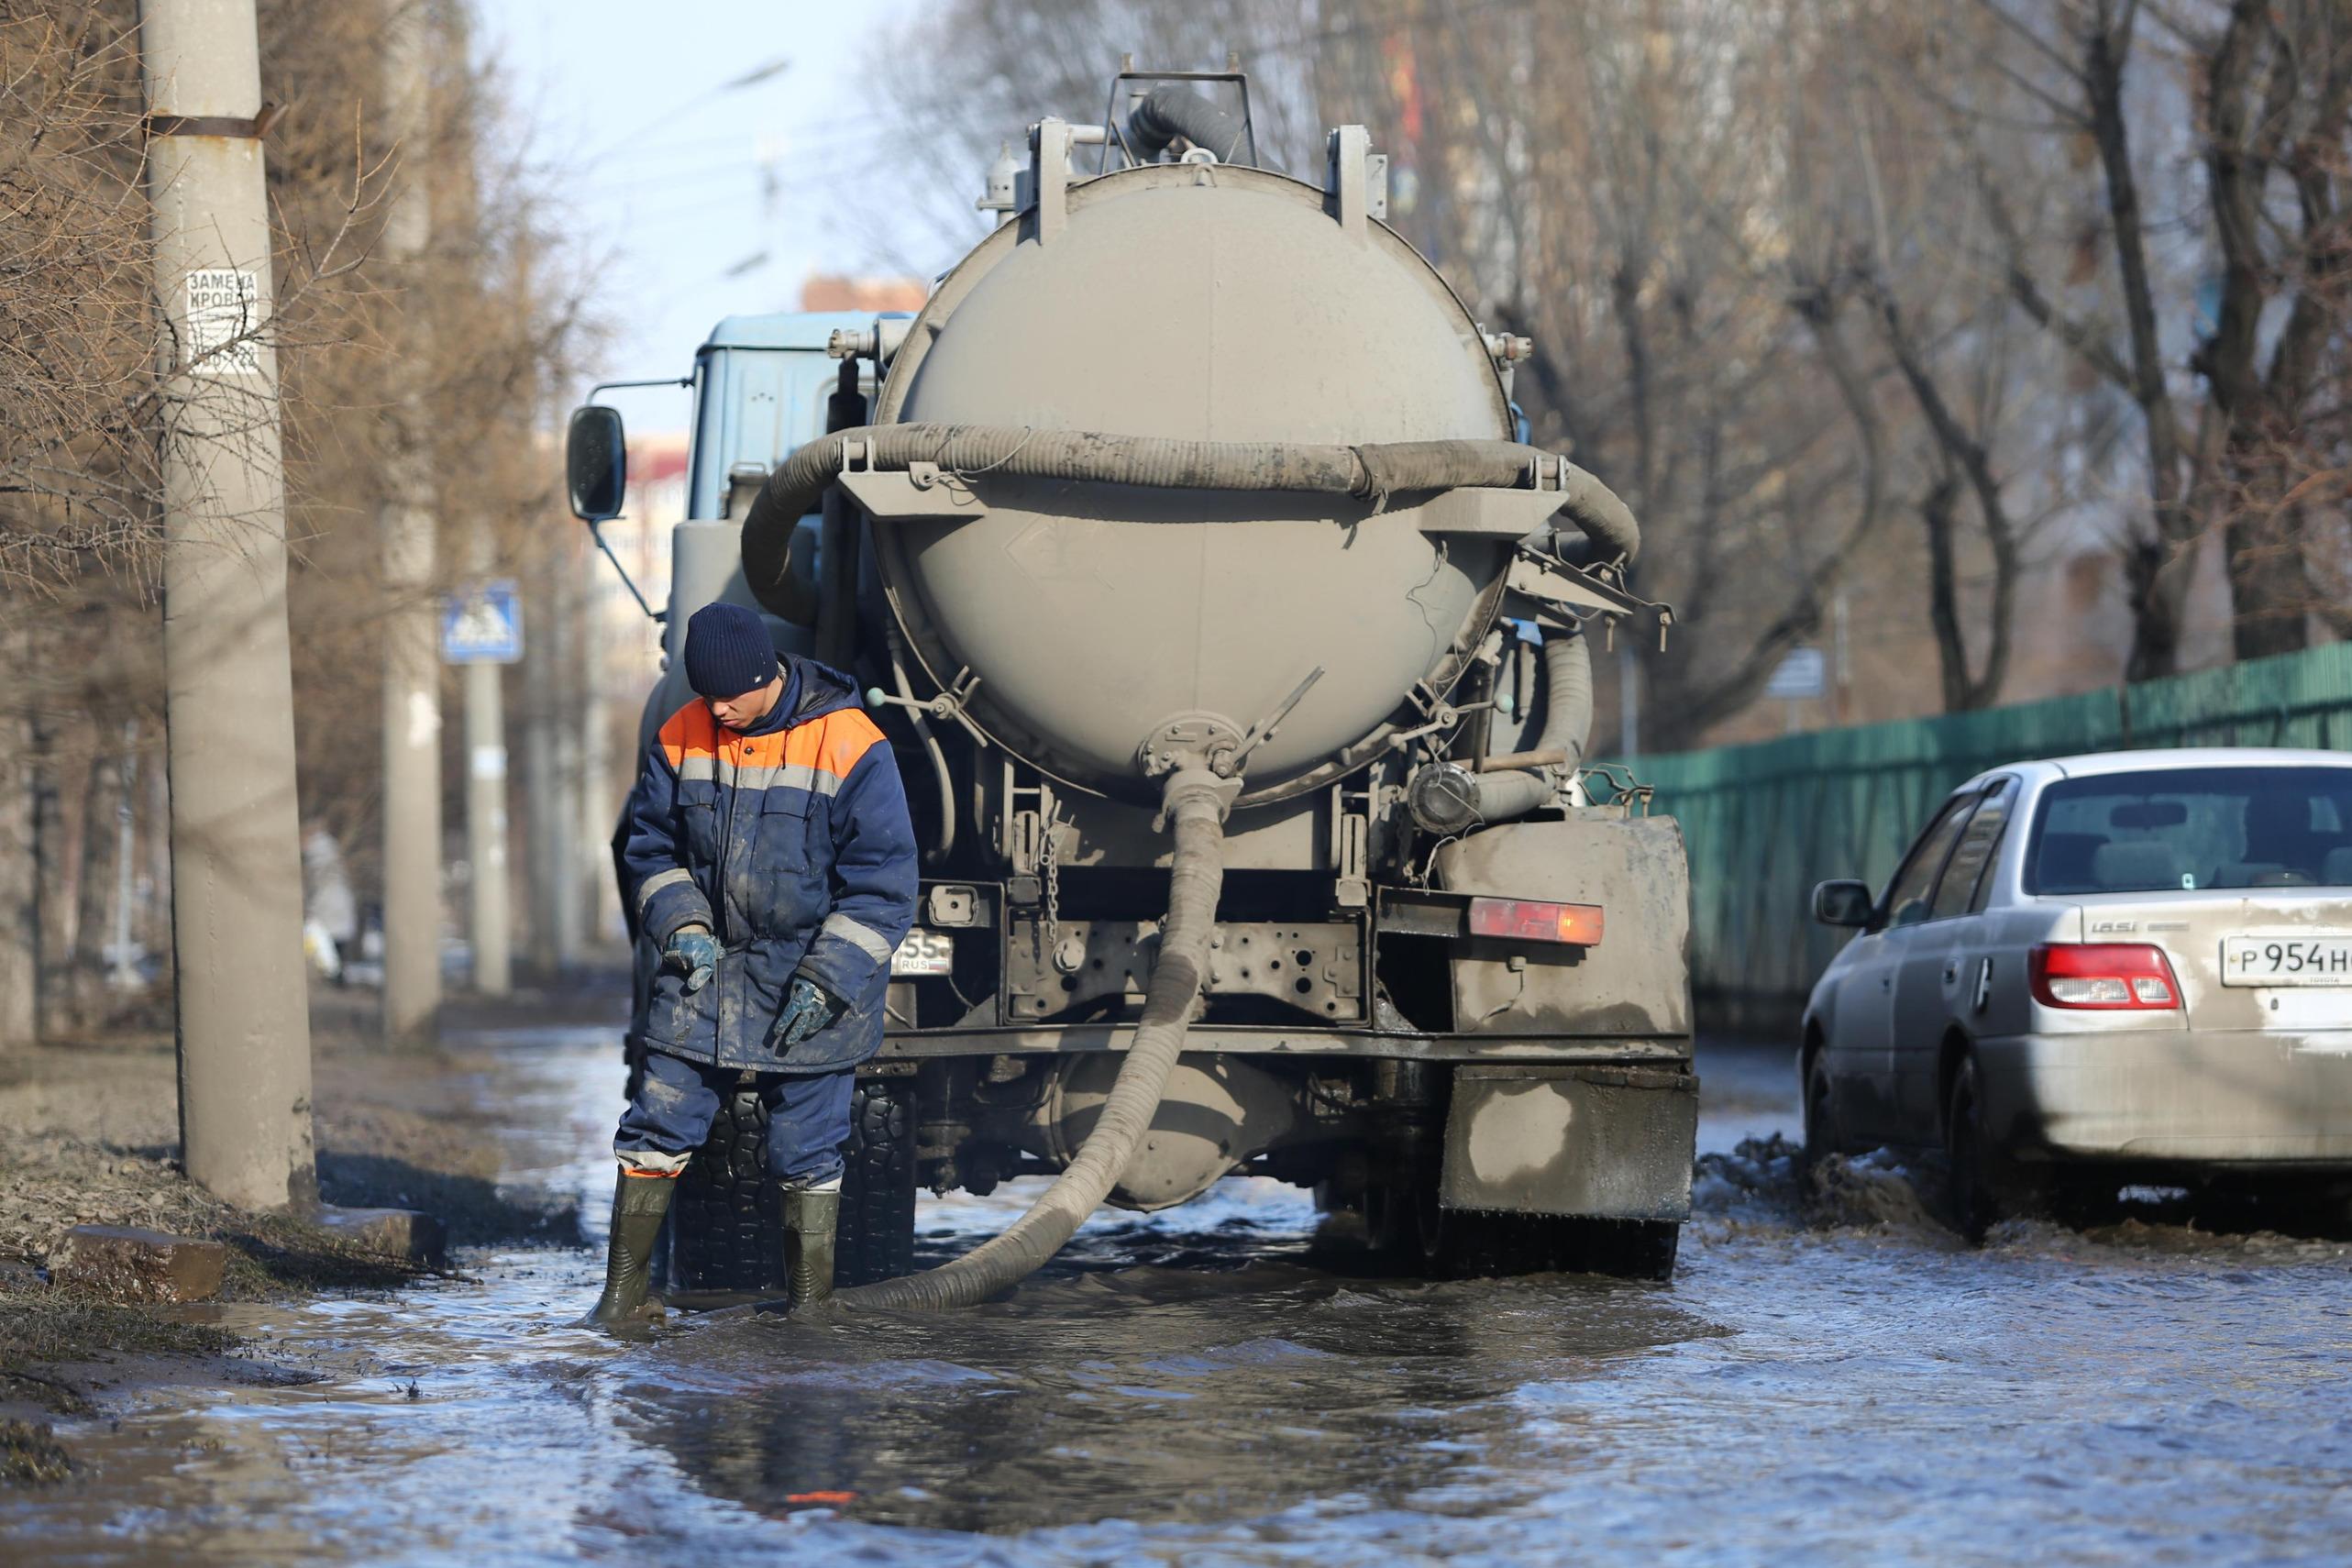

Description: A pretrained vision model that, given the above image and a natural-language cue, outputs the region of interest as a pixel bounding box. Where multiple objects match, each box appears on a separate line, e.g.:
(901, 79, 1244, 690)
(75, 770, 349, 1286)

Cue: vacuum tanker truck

(566, 71, 1696, 1301)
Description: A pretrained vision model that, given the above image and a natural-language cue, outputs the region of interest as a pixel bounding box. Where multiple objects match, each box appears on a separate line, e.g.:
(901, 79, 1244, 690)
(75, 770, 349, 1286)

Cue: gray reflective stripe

(675, 756, 844, 797)
(635, 866, 696, 916)
(822, 912, 895, 964)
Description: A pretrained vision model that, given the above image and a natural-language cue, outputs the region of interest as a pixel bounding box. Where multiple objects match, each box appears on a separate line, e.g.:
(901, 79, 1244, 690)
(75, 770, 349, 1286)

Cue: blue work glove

(662, 925, 721, 993)
(774, 975, 844, 1049)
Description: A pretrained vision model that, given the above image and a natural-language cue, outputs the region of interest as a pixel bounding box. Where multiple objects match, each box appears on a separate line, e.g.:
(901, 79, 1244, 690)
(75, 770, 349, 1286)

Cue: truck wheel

(1363, 1172, 1454, 1275)
(836, 1075, 917, 1287)
(671, 1084, 783, 1293)
(1583, 1219, 1680, 1282)
(668, 1076, 919, 1294)
(1456, 1215, 1681, 1282)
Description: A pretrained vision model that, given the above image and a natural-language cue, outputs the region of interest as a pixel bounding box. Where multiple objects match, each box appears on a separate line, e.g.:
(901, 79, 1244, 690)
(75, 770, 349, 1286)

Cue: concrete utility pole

(379, 2, 442, 1042)
(549, 550, 586, 966)
(578, 556, 616, 949)
(0, 629, 34, 1049)
(107, 723, 142, 990)
(138, 0, 317, 1209)
(522, 569, 561, 979)
(461, 568, 512, 996)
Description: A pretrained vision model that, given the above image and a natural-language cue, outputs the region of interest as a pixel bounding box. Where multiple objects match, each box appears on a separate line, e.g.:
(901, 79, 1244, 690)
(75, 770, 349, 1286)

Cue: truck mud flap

(1439, 1063, 1696, 1220)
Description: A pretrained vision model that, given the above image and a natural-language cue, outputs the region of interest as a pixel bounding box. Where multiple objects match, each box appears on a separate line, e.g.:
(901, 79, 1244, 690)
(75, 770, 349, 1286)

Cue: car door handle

(1942, 964, 1959, 985)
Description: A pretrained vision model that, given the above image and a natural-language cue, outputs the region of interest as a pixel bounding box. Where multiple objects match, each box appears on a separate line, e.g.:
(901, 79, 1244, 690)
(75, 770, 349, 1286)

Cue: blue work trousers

(614, 1048, 856, 1187)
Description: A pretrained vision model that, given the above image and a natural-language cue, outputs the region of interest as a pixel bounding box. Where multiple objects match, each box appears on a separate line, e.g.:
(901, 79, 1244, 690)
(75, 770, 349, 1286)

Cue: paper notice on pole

(185, 269, 263, 374)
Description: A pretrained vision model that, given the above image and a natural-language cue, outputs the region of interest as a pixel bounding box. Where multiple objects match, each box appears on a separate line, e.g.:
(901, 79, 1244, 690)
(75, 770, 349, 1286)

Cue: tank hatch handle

(865, 661, 986, 742)
(1220, 666, 1325, 778)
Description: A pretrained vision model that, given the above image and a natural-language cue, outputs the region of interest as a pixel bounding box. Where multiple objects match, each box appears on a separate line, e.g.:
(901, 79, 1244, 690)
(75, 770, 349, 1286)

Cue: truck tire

(1449, 1214, 1680, 1283)
(1365, 1173, 1680, 1283)
(836, 1075, 917, 1286)
(666, 1074, 919, 1294)
(670, 1084, 784, 1293)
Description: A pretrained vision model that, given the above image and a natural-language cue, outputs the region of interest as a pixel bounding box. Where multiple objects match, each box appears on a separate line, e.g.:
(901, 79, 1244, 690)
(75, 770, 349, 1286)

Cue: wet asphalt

(6, 1024, 2351, 1566)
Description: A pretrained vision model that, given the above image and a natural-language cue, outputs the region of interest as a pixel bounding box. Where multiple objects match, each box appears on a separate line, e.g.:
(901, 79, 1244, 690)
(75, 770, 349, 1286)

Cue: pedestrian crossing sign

(442, 580, 524, 664)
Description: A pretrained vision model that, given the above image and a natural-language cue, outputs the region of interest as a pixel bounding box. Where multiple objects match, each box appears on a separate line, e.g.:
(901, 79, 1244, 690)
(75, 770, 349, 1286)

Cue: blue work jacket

(617, 657, 917, 1072)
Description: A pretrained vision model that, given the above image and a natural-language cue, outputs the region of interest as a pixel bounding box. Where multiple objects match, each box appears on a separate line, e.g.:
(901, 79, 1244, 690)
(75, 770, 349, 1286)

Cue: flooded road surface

(9, 1025, 2352, 1565)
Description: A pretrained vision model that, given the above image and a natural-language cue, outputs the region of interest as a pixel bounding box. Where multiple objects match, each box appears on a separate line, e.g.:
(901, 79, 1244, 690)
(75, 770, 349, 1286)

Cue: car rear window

(2026, 766, 2352, 894)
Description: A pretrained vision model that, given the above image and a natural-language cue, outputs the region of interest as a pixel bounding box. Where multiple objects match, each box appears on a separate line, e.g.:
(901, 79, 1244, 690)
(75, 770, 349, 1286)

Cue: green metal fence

(1614, 643, 2352, 1037)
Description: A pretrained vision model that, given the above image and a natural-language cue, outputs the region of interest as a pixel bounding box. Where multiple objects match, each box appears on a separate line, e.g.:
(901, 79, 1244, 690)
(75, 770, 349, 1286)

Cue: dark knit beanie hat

(682, 602, 778, 699)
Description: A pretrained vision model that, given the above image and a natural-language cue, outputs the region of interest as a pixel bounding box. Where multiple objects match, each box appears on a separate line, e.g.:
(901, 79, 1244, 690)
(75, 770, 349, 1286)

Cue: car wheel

(1945, 1055, 1998, 1242)
(1799, 1050, 1839, 1176)
(1945, 1055, 2047, 1243)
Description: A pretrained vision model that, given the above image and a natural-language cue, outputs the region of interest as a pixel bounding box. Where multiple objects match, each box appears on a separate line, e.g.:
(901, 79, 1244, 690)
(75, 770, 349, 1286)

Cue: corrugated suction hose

(740, 423, 1640, 621)
(834, 769, 1230, 1311)
(1126, 85, 1253, 166)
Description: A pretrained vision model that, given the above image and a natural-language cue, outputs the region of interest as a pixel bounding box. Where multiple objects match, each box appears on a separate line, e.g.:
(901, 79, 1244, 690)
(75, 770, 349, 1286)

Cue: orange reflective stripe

(657, 701, 719, 769)
(659, 701, 880, 779)
(794, 710, 886, 779)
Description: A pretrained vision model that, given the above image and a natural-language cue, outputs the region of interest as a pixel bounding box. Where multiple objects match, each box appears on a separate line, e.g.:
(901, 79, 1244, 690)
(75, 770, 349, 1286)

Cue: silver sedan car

(1801, 747, 2352, 1238)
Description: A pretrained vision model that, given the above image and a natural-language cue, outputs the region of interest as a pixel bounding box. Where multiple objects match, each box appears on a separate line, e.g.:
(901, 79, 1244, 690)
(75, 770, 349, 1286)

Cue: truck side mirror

(567, 404, 627, 523)
(1811, 879, 1874, 928)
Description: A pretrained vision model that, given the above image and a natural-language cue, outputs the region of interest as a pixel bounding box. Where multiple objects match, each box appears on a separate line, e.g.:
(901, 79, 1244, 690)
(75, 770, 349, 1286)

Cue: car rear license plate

(891, 928, 954, 977)
(2221, 934, 2352, 986)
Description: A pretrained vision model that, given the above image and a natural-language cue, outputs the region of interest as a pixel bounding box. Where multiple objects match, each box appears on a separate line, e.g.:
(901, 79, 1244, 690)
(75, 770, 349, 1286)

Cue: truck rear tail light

(2029, 943, 2181, 1010)
(1468, 898, 1604, 946)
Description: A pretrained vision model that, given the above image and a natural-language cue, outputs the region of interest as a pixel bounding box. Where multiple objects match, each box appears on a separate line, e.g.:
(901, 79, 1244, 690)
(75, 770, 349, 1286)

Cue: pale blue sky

(477, 0, 940, 422)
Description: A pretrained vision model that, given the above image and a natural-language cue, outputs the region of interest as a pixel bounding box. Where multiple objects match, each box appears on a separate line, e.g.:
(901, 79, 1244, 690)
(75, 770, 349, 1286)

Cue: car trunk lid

(2065, 891, 2352, 1033)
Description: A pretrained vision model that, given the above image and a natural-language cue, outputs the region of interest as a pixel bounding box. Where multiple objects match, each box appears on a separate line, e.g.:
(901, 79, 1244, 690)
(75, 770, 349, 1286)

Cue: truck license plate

(2222, 934, 2352, 986)
(891, 928, 954, 977)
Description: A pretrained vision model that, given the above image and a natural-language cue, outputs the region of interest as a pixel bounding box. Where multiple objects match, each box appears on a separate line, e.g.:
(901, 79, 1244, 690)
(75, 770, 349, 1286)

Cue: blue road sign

(1764, 645, 1826, 701)
(442, 580, 524, 664)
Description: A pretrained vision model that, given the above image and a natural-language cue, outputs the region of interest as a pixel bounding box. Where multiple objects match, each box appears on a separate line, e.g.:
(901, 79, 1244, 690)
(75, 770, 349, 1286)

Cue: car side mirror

(1812, 879, 1874, 928)
(567, 404, 626, 523)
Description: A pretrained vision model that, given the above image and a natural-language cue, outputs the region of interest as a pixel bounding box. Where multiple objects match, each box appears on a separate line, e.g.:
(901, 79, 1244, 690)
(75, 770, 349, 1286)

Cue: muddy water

(8, 1026, 2352, 1565)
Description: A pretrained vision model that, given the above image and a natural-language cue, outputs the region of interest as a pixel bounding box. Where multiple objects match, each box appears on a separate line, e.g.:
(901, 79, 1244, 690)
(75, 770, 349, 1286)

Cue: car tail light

(1468, 897, 1604, 946)
(2028, 943, 2181, 1010)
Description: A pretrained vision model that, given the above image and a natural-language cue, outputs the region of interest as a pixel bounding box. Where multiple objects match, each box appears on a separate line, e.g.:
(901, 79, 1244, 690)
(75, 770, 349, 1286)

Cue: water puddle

(7, 1030, 2352, 1565)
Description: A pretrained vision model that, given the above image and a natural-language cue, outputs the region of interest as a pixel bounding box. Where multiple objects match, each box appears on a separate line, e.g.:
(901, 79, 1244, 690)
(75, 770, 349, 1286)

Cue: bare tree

(0, 0, 592, 1043)
(1969, 0, 2352, 673)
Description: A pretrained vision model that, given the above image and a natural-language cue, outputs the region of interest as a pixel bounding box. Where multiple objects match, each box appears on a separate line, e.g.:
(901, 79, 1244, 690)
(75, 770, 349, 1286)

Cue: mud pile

(1692, 1133, 1955, 1242)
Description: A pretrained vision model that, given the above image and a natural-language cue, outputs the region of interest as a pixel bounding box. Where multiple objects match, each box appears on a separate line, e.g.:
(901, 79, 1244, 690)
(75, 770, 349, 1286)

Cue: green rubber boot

(587, 1170, 676, 1327)
(781, 1182, 841, 1310)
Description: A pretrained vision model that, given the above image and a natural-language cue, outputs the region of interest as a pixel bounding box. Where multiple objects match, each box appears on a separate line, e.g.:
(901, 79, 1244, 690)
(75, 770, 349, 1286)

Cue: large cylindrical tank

(872, 159, 1513, 806)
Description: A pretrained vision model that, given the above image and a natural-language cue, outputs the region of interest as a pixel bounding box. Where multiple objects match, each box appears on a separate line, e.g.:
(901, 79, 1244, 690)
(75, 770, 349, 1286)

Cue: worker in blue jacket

(590, 601, 917, 1325)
